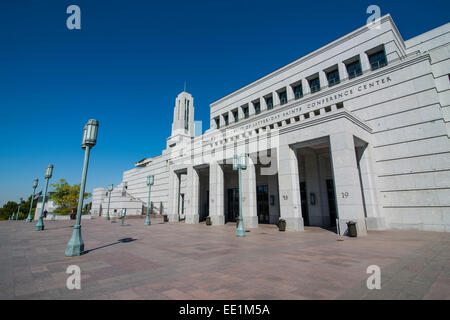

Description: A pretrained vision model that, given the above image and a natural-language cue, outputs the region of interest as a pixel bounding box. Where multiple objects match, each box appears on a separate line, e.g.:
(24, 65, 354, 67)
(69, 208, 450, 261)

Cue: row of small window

(214, 48, 387, 129)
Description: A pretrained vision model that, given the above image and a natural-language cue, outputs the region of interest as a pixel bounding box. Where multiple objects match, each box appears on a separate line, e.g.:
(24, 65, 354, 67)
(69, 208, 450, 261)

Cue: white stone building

(92, 15, 450, 234)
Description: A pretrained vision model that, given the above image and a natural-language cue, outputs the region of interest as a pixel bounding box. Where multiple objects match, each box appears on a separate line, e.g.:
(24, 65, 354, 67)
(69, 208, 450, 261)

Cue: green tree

(0, 195, 39, 221)
(0, 201, 18, 220)
(49, 179, 90, 215)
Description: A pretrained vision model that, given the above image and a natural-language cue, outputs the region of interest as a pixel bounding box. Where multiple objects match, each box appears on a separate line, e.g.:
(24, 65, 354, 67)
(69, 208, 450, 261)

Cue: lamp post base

(26, 216, 33, 222)
(236, 219, 246, 237)
(144, 215, 151, 226)
(105, 215, 110, 221)
(65, 225, 85, 256)
(35, 218, 44, 231)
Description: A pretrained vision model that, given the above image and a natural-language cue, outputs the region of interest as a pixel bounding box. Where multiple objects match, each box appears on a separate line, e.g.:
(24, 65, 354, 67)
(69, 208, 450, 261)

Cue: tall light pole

(65, 119, 99, 257)
(145, 175, 154, 226)
(26, 179, 39, 222)
(35, 165, 53, 230)
(105, 184, 113, 221)
(233, 153, 247, 237)
(15, 198, 23, 220)
(121, 208, 126, 226)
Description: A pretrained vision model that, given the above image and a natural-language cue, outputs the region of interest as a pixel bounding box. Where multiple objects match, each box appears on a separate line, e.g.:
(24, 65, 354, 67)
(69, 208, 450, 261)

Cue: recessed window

(346, 60, 362, 79)
(253, 101, 261, 114)
(309, 77, 320, 93)
(242, 105, 249, 119)
(214, 117, 220, 129)
(232, 109, 238, 123)
(278, 90, 287, 105)
(326, 69, 340, 87)
(265, 95, 273, 110)
(368, 49, 387, 71)
(223, 113, 229, 126)
(293, 84, 303, 99)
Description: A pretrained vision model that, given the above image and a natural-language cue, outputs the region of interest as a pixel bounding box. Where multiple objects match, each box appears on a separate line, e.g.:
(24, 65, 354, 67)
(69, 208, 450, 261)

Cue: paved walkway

(0, 217, 448, 299)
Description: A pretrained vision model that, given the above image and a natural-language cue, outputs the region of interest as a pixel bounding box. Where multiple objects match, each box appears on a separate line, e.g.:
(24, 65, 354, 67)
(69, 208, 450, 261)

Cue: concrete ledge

(337, 218, 367, 236)
(167, 214, 179, 222)
(210, 215, 225, 225)
(284, 217, 304, 231)
(243, 216, 258, 228)
(366, 217, 387, 230)
(185, 214, 199, 224)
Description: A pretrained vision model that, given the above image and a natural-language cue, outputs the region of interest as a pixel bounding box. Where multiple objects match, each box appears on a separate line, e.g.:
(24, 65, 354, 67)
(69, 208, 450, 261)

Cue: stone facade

(92, 15, 450, 234)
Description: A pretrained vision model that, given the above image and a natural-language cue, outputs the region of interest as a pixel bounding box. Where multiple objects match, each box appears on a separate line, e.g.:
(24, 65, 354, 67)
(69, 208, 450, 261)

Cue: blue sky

(0, 0, 448, 206)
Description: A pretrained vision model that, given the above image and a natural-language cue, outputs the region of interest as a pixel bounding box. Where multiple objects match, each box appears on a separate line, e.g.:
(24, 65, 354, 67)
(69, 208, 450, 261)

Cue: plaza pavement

(0, 217, 449, 300)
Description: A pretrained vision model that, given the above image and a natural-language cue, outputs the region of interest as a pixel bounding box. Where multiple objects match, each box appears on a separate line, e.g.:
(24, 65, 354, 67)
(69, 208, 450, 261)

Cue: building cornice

(210, 14, 400, 107)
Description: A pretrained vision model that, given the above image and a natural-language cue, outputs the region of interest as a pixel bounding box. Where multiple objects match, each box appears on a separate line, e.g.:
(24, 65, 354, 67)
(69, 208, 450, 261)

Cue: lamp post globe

(35, 165, 53, 230)
(65, 119, 99, 257)
(144, 175, 154, 226)
(26, 179, 39, 222)
(15, 197, 23, 220)
(105, 184, 113, 221)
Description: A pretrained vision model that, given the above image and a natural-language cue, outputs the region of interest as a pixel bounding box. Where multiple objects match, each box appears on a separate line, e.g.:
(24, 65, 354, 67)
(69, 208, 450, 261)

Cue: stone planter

(347, 221, 357, 237)
(206, 216, 212, 226)
(278, 219, 286, 231)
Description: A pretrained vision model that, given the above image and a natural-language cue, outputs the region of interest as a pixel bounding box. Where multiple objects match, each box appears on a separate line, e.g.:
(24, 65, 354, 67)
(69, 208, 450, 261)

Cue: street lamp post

(233, 153, 247, 237)
(121, 208, 126, 226)
(26, 179, 39, 222)
(106, 184, 113, 221)
(65, 119, 99, 257)
(145, 175, 154, 226)
(35, 165, 53, 230)
(15, 198, 23, 220)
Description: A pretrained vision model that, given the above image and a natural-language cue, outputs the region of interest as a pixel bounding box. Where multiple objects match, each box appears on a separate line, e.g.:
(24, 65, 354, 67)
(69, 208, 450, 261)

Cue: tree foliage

(0, 195, 37, 220)
(49, 179, 90, 214)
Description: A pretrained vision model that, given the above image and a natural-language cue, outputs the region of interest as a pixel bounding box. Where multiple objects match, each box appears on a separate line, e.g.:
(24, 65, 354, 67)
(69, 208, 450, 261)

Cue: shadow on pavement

(84, 237, 137, 254)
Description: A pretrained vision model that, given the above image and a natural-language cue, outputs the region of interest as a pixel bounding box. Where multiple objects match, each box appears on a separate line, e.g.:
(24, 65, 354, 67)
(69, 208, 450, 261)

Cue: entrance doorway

(326, 179, 337, 227)
(257, 185, 269, 224)
(179, 193, 185, 220)
(300, 182, 309, 226)
(227, 188, 239, 222)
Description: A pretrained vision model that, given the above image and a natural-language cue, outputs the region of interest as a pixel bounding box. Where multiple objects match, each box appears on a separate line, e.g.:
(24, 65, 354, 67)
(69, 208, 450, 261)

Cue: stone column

(209, 161, 225, 225)
(167, 170, 180, 222)
(356, 144, 385, 230)
(319, 71, 328, 89)
(329, 132, 367, 236)
(338, 62, 347, 81)
(287, 84, 295, 101)
(302, 78, 310, 95)
(360, 53, 371, 73)
(185, 166, 200, 224)
(277, 144, 304, 231)
(242, 156, 258, 228)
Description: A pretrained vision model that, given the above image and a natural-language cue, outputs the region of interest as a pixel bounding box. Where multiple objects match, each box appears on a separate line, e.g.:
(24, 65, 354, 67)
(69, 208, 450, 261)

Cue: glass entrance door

(227, 188, 239, 222)
(300, 182, 309, 226)
(257, 185, 269, 224)
(326, 179, 337, 227)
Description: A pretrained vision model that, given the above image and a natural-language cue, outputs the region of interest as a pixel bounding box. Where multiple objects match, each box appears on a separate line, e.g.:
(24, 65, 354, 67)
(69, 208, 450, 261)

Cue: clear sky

(0, 0, 448, 206)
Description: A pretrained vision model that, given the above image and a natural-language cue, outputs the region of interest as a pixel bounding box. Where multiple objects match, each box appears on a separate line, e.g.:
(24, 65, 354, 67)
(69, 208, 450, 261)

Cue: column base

(185, 214, 199, 224)
(365, 217, 386, 230)
(243, 216, 258, 228)
(337, 218, 367, 236)
(284, 217, 304, 231)
(167, 214, 179, 222)
(210, 215, 225, 225)
(65, 225, 85, 256)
